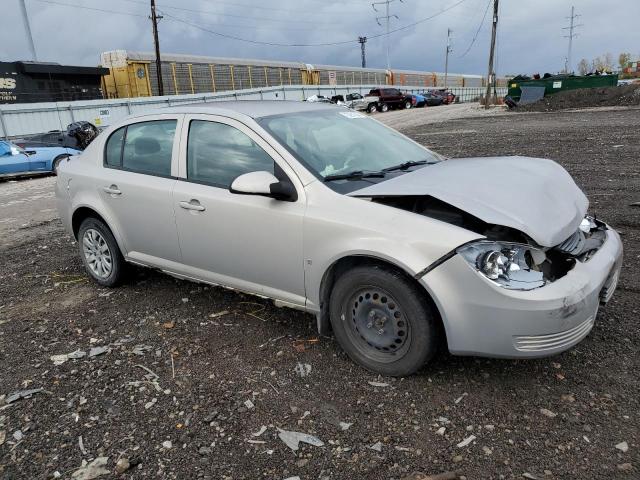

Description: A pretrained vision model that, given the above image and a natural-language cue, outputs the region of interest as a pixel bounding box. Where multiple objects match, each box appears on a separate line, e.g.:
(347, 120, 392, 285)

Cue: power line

(457, 0, 491, 58)
(33, 0, 470, 49)
(116, 0, 344, 25)
(34, 0, 147, 17)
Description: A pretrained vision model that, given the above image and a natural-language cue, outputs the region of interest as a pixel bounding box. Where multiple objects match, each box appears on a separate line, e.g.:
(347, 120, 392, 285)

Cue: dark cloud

(2, 0, 639, 76)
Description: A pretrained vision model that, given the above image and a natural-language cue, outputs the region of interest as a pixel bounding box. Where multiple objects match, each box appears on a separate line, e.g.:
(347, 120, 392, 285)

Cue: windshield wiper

(382, 160, 430, 172)
(324, 170, 386, 182)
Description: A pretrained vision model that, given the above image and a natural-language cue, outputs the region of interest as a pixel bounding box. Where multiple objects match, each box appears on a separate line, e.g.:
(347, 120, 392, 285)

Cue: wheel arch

(51, 153, 70, 171)
(316, 254, 446, 343)
(71, 206, 127, 256)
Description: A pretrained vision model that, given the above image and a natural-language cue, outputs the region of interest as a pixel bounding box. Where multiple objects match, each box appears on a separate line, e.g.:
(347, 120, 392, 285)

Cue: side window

(105, 127, 125, 167)
(121, 120, 176, 176)
(187, 120, 274, 188)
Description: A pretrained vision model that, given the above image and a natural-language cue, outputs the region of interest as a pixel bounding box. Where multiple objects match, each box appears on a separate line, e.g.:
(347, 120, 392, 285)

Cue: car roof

(159, 100, 338, 119)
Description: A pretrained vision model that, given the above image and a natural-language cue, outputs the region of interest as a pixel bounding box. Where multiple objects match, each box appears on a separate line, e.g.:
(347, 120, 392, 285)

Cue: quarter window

(187, 120, 274, 188)
(105, 127, 125, 167)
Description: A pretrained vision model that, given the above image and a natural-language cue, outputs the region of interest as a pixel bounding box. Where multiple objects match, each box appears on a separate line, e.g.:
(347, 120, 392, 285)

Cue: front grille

(513, 316, 594, 352)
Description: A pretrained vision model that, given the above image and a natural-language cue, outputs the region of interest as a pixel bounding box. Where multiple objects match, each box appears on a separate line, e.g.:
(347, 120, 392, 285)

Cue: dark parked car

(366, 88, 413, 112)
(419, 91, 445, 106)
(431, 89, 456, 104)
(15, 121, 100, 151)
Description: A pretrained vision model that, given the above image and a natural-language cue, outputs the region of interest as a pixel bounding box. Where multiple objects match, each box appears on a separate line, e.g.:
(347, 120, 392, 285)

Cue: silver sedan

(55, 101, 623, 376)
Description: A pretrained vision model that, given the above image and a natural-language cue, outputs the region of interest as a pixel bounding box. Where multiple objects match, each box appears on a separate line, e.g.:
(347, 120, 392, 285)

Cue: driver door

(172, 115, 306, 307)
(0, 142, 30, 174)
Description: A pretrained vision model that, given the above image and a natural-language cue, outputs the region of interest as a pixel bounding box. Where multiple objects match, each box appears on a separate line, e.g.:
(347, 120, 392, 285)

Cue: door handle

(103, 185, 121, 195)
(179, 199, 206, 212)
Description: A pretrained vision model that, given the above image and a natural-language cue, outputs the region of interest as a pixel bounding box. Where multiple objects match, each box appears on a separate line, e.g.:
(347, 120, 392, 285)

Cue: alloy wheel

(82, 228, 113, 279)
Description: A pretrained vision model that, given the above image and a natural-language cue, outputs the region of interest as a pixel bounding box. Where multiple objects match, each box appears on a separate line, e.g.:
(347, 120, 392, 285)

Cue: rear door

(172, 114, 306, 306)
(98, 114, 183, 266)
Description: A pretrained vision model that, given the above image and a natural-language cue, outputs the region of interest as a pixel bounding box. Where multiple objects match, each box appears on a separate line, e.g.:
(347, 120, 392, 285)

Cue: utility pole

(444, 28, 452, 88)
(150, 0, 164, 96)
(19, 0, 37, 61)
(563, 6, 582, 73)
(358, 37, 367, 68)
(372, 0, 402, 70)
(484, 0, 499, 109)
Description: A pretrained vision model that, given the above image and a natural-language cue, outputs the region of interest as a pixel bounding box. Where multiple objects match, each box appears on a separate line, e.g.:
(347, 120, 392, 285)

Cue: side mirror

(229, 171, 296, 201)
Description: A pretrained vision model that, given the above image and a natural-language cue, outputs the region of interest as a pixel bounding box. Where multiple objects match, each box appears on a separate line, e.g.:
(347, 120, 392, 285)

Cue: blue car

(0, 140, 81, 178)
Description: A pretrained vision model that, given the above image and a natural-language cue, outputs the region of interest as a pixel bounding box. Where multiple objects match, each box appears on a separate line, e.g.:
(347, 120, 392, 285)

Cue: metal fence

(0, 85, 507, 139)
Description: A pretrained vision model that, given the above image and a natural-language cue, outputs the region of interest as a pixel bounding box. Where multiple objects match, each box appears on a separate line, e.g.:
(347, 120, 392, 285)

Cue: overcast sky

(2, 0, 639, 76)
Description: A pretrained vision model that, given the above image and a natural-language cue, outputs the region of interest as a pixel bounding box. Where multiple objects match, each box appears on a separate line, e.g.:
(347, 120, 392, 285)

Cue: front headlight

(457, 241, 547, 290)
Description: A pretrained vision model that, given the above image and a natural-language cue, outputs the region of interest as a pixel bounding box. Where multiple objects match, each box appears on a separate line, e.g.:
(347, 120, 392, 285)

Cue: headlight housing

(457, 241, 547, 290)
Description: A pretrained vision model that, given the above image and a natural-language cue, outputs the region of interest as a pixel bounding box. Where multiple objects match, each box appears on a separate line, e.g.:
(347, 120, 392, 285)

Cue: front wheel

(78, 217, 127, 287)
(367, 103, 377, 113)
(329, 265, 440, 376)
(378, 103, 389, 113)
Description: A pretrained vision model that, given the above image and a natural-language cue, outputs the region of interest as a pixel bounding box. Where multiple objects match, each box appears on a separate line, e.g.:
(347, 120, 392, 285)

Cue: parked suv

(365, 88, 412, 112)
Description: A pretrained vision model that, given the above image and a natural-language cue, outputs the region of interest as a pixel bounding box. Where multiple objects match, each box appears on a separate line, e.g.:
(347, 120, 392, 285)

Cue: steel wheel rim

(344, 287, 411, 363)
(82, 228, 113, 279)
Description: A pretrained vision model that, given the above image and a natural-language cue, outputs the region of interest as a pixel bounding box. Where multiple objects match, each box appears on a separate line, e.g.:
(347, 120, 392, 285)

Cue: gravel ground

(1, 107, 639, 480)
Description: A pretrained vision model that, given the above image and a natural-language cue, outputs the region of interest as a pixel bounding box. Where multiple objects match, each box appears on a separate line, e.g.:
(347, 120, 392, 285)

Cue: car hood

(349, 156, 588, 247)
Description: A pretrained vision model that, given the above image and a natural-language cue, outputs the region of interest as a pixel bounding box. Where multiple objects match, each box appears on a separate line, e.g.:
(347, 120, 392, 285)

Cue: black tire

(404, 100, 412, 109)
(52, 155, 69, 174)
(77, 217, 127, 287)
(329, 265, 440, 376)
(367, 103, 377, 114)
(378, 103, 389, 113)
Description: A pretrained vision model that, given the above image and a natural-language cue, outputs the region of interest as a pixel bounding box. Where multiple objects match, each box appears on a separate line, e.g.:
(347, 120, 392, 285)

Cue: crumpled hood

(349, 156, 588, 247)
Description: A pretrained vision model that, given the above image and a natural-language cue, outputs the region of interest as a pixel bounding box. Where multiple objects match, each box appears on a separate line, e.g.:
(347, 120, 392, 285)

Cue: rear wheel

(329, 265, 440, 376)
(367, 103, 377, 113)
(52, 155, 69, 174)
(378, 103, 389, 113)
(78, 217, 127, 287)
(404, 100, 412, 109)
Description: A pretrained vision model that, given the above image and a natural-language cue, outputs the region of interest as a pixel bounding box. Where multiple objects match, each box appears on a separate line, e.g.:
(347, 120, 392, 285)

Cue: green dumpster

(507, 74, 619, 101)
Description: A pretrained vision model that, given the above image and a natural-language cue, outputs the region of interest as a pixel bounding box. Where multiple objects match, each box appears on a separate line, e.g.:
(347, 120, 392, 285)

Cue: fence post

(69, 105, 76, 122)
(0, 109, 8, 139)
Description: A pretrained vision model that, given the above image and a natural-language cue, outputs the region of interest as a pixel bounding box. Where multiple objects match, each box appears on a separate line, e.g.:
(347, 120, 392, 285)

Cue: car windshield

(258, 109, 440, 179)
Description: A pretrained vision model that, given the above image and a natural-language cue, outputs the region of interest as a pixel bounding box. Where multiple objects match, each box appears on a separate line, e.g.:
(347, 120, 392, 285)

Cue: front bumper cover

(420, 227, 623, 358)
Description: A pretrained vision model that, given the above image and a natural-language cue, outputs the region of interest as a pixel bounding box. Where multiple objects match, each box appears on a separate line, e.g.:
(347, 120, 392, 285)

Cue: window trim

(102, 118, 179, 180)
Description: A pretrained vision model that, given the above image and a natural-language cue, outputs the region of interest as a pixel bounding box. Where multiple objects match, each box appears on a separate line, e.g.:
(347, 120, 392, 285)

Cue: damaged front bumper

(420, 226, 623, 358)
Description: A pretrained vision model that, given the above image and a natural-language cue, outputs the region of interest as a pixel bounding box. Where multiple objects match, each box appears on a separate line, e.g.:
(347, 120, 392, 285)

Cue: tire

(329, 265, 440, 376)
(367, 103, 377, 114)
(404, 100, 412, 109)
(378, 103, 389, 113)
(52, 155, 69, 175)
(77, 217, 127, 287)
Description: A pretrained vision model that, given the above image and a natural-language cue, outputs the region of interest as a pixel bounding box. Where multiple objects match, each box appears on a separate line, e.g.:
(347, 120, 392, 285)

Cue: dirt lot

(1, 106, 639, 480)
